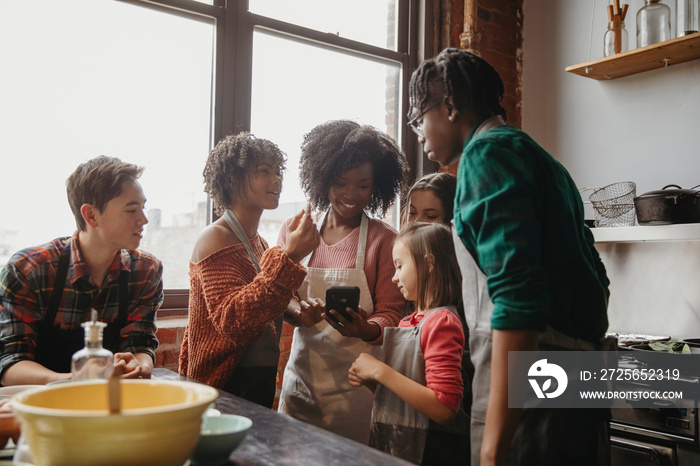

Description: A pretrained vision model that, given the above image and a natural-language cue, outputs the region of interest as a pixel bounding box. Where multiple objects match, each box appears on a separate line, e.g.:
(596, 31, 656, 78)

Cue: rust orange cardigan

(179, 240, 306, 389)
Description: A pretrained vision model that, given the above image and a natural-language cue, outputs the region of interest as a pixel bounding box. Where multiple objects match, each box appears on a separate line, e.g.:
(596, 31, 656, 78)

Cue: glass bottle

(71, 309, 114, 381)
(677, 0, 700, 36)
(604, 20, 629, 56)
(637, 0, 672, 47)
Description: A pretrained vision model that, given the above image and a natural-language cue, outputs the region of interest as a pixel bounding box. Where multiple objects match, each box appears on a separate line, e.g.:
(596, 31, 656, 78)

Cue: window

(0, 0, 423, 310)
(251, 29, 403, 244)
(248, 0, 399, 50)
(0, 0, 215, 292)
(241, 0, 414, 245)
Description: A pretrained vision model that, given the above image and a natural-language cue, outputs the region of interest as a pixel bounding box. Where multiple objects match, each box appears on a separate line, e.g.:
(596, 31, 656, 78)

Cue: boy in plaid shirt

(0, 156, 163, 386)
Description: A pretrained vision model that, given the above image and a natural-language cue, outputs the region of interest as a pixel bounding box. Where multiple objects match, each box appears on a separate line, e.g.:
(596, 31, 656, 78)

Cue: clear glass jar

(604, 20, 629, 56)
(677, 0, 700, 36)
(637, 0, 672, 47)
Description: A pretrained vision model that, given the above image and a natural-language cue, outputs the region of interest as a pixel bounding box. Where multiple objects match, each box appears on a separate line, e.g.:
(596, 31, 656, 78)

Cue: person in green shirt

(407, 48, 612, 466)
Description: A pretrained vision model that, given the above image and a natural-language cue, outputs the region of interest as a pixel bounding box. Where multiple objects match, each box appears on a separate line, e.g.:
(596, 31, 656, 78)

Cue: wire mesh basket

(587, 181, 636, 227)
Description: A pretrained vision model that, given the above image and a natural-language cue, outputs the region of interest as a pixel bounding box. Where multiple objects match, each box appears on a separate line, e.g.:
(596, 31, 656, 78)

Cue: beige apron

(450, 225, 493, 466)
(278, 212, 377, 444)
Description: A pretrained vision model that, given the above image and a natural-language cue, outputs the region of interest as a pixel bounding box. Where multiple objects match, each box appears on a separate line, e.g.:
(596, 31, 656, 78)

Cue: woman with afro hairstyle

(408, 48, 611, 466)
(277, 120, 408, 443)
(179, 132, 319, 408)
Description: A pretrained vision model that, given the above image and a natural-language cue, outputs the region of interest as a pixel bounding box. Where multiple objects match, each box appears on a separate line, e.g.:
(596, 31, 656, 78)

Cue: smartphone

(325, 286, 359, 323)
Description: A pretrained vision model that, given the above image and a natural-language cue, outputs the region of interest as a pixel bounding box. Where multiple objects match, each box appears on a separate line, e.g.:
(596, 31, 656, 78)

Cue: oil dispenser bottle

(71, 309, 114, 380)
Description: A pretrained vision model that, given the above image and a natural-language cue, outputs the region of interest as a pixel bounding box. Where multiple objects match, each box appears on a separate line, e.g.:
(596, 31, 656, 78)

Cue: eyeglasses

(407, 100, 442, 139)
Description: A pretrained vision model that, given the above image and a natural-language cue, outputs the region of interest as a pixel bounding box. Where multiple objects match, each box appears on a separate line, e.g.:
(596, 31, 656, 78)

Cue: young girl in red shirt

(349, 222, 470, 465)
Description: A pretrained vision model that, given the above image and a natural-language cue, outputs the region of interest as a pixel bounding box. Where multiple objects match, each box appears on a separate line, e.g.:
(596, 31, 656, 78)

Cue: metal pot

(634, 184, 700, 225)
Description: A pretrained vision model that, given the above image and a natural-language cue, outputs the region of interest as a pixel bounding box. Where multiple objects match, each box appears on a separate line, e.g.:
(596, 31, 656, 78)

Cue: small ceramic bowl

(0, 386, 44, 402)
(0, 385, 43, 448)
(189, 414, 252, 466)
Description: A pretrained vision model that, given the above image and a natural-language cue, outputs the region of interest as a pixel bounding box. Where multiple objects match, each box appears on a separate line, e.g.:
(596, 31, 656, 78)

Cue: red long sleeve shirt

(399, 308, 465, 412)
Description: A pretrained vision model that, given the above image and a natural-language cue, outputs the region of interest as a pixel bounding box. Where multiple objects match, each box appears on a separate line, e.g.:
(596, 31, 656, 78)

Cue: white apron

(278, 212, 378, 444)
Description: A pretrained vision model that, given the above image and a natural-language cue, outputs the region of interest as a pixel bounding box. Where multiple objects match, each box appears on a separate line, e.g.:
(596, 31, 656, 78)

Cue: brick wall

(154, 317, 186, 371)
(435, 0, 523, 175)
(458, 0, 524, 129)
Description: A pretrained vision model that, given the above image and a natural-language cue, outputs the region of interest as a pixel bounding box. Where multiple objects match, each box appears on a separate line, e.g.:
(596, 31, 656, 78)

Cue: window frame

(120, 0, 431, 314)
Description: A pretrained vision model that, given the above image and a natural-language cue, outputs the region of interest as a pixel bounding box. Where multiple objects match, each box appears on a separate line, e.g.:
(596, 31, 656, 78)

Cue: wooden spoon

(108, 372, 121, 414)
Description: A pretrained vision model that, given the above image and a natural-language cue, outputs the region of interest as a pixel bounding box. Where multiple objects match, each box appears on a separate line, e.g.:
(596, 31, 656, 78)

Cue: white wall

(595, 240, 700, 338)
(522, 0, 700, 339)
(522, 0, 700, 210)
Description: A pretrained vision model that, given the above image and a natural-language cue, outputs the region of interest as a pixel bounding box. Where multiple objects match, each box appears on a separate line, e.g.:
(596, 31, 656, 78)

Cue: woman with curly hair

(277, 120, 408, 444)
(179, 132, 319, 408)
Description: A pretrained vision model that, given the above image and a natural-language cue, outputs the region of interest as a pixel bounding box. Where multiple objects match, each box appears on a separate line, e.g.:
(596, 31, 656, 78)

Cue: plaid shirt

(0, 235, 163, 377)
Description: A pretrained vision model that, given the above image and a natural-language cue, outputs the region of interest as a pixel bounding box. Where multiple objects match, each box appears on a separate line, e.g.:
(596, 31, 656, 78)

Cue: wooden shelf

(592, 223, 700, 242)
(566, 32, 700, 80)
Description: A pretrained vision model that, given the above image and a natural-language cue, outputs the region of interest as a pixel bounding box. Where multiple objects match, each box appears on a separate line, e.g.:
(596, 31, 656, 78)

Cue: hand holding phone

(325, 286, 359, 323)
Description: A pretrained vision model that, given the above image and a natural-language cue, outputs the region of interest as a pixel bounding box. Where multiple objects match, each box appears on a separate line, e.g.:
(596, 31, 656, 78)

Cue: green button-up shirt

(453, 124, 609, 342)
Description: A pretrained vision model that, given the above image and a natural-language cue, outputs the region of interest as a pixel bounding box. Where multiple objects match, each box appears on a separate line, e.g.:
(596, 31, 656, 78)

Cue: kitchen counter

(152, 369, 412, 466)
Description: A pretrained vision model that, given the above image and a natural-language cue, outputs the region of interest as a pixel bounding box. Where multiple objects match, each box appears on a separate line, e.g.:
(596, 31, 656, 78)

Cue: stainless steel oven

(610, 435, 675, 466)
(610, 352, 700, 466)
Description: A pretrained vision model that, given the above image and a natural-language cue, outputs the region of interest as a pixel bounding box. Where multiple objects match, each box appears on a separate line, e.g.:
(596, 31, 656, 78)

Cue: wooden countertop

(152, 368, 412, 466)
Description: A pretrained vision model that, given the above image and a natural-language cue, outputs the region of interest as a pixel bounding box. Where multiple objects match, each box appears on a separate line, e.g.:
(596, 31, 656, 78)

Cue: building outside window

(0, 0, 422, 308)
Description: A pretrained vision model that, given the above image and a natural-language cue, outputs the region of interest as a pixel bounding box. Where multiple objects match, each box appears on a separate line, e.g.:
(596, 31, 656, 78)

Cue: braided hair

(299, 120, 408, 217)
(203, 132, 286, 216)
(408, 48, 506, 122)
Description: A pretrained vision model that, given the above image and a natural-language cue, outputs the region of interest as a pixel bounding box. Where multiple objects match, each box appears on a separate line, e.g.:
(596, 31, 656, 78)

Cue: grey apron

(451, 213, 613, 463)
(452, 226, 614, 465)
(221, 209, 283, 408)
(450, 113, 614, 465)
(370, 306, 470, 465)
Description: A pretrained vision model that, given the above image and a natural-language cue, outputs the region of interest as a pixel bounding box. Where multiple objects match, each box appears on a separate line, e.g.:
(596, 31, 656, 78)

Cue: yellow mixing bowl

(12, 379, 218, 466)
